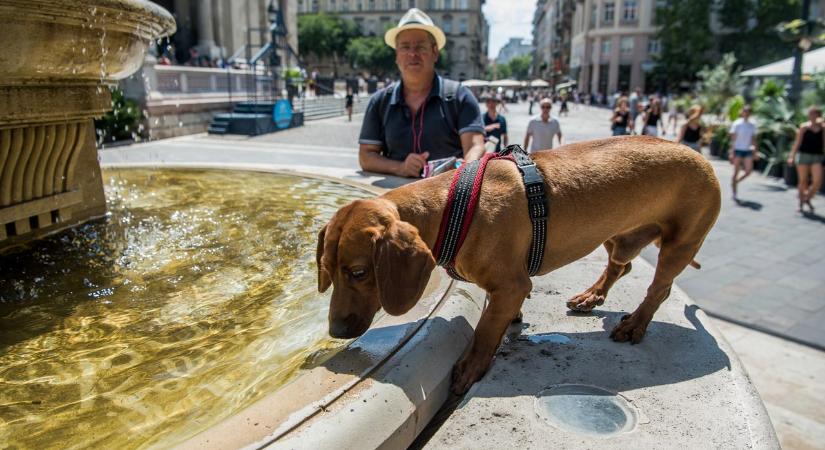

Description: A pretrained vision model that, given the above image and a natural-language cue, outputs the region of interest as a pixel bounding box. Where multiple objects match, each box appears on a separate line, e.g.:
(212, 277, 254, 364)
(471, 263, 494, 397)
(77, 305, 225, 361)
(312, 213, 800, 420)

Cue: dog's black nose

(329, 314, 366, 339)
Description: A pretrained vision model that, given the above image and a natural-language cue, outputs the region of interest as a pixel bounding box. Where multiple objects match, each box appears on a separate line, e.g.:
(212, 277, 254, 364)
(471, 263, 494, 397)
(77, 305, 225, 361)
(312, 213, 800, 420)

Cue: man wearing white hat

(358, 8, 486, 178)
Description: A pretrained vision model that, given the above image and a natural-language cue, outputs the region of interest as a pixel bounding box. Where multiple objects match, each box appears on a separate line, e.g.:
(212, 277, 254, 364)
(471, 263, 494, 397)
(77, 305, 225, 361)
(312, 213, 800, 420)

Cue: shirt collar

(391, 73, 443, 105)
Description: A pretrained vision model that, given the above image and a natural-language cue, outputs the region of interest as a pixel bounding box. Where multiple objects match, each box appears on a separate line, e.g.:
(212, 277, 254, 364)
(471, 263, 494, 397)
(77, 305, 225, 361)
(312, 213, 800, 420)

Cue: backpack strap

(440, 78, 461, 135)
(377, 82, 396, 156)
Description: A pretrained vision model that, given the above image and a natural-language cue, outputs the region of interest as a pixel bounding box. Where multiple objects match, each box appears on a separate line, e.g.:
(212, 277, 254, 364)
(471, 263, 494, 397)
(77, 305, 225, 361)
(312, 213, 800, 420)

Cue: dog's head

(316, 198, 436, 339)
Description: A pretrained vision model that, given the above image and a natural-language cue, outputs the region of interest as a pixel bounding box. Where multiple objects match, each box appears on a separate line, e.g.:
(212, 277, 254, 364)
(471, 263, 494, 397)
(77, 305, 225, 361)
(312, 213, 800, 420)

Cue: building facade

(296, 0, 488, 80)
(496, 38, 533, 65)
(531, 0, 575, 86)
(570, 0, 659, 96)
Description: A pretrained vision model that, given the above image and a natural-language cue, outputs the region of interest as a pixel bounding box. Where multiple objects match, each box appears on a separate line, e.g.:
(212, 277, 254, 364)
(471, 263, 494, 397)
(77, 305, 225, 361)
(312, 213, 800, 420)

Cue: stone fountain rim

(0, 0, 176, 40)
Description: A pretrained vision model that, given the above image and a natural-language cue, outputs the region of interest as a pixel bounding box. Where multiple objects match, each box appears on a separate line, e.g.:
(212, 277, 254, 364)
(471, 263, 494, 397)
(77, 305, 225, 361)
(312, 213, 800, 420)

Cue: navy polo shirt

(358, 74, 485, 161)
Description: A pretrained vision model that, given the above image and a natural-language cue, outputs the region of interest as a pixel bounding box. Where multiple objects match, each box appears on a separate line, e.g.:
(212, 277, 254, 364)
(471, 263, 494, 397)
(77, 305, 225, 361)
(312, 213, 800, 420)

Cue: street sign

(273, 99, 293, 129)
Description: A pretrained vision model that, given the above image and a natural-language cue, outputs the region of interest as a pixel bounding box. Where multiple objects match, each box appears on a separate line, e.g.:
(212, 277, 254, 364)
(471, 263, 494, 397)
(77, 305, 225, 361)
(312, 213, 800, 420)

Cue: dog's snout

(329, 313, 367, 339)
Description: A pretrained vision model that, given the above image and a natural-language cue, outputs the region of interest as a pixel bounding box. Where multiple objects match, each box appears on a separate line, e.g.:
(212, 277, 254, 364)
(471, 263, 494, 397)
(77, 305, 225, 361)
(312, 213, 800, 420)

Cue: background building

(297, 0, 489, 80)
(569, 0, 658, 96)
(496, 38, 533, 65)
(532, 0, 575, 86)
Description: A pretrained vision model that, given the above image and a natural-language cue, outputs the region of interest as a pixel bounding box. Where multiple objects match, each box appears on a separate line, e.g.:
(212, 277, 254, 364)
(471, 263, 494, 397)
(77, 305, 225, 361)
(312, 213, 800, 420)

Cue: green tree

(345, 36, 397, 77)
(507, 55, 532, 80)
(716, 0, 801, 69)
(653, 0, 714, 91)
(298, 13, 360, 77)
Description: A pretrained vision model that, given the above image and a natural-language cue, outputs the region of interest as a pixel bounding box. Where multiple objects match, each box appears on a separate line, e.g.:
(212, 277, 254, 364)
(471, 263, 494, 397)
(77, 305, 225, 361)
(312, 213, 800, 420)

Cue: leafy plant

(725, 95, 745, 122)
(94, 87, 142, 145)
(696, 53, 745, 116)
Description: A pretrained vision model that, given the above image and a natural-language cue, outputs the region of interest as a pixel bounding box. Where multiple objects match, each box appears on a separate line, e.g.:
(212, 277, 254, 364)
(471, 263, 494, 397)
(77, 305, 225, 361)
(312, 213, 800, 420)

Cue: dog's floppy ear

(316, 224, 332, 292)
(373, 220, 436, 315)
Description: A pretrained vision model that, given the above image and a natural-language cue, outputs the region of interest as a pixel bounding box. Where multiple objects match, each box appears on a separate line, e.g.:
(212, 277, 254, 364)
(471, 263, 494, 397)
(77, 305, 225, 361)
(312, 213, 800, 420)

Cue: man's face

(541, 102, 551, 117)
(485, 99, 497, 113)
(395, 29, 438, 77)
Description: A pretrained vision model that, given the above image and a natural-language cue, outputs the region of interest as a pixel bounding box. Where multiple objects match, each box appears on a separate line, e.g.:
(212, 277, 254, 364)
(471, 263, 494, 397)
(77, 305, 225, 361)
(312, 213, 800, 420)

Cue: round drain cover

(535, 384, 638, 437)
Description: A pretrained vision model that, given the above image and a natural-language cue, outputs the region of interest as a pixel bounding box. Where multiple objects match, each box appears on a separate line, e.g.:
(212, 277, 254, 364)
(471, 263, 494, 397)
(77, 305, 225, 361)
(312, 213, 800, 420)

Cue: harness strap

(433, 145, 548, 280)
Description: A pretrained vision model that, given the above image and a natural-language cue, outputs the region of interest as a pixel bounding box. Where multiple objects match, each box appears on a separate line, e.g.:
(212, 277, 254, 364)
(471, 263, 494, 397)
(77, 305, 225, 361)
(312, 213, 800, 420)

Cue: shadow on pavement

(801, 210, 825, 224)
(734, 198, 763, 210)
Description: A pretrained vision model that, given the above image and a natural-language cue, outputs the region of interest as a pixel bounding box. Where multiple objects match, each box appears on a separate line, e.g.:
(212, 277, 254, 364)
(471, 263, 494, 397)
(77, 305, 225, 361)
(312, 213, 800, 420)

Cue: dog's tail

(653, 238, 702, 269)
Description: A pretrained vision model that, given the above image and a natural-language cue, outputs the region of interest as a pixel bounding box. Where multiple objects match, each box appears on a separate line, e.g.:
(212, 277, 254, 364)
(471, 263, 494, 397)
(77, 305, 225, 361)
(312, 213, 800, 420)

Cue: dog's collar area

(433, 144, 548, 280)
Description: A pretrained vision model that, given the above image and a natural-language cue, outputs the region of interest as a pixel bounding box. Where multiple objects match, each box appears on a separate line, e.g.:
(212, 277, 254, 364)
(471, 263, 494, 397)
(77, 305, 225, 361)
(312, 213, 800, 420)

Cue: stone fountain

(0, 0, 175, 251)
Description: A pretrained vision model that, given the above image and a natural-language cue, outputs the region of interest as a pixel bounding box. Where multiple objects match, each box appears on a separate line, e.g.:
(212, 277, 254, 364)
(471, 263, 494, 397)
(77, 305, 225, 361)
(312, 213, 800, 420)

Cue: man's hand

(484, 123, 501, 132)
(396, 152, 429, 178)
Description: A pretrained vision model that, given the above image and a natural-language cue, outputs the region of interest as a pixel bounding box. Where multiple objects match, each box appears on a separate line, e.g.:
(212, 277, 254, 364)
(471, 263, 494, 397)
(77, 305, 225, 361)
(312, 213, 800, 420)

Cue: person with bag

(677, 105, 704, 152)
(357, 8, 485, 178)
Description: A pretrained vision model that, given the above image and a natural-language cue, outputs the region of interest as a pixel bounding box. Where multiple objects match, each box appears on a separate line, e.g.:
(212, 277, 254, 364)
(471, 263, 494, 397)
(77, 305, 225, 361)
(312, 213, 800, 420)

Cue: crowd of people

(352, 8, 822, 215)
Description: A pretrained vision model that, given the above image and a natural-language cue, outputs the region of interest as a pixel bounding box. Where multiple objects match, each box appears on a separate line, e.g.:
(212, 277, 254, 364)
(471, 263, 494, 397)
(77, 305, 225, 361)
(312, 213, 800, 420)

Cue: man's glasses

(541, 105, 552, 109)
(397, 44, 432, 55)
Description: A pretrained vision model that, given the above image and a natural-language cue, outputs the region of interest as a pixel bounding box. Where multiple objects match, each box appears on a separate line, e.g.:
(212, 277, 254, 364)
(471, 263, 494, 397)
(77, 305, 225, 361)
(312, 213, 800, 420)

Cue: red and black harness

(433, 145, 548, 281)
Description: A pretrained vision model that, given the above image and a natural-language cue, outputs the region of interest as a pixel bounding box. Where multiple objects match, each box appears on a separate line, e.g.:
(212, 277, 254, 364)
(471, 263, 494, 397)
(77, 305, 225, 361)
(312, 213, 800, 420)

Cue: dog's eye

(349, 268, 367, 280)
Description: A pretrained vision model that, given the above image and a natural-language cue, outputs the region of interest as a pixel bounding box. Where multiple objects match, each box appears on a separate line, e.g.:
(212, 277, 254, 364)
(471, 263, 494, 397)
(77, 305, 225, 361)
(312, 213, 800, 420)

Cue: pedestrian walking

(666, 95, 679, 136)
(560, 93, 569, 117)
(677, 105, 704, 152)
(787, 106, 824, 213)
(610, 96, 633, 136)
(482, 95, 508, 152)
(524, 98, 562, 152)
(729, 105, 759, 199)
(629, 87, 642, 123)
(345, 87, 354, 122)
(357, 8, 485, 178)
(642, 98, 664, 137)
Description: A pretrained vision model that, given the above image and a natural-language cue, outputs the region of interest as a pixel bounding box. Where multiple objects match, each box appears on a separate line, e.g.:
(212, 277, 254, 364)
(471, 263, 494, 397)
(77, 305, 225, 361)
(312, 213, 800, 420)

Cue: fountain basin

(0, 0, 175, 251)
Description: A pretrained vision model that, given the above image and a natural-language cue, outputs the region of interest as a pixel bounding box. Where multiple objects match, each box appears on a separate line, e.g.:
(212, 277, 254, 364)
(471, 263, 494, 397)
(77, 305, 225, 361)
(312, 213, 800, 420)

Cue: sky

(482, 0, 537, 60)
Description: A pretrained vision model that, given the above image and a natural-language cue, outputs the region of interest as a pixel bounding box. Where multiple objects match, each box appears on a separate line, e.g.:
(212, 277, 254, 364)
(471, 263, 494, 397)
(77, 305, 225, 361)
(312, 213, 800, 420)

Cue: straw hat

(384, 8, 446, 50)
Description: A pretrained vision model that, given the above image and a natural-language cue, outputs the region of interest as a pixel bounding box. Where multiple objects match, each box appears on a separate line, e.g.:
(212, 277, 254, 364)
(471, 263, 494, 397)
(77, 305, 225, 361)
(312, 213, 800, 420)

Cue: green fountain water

(0, 169, 370, 448)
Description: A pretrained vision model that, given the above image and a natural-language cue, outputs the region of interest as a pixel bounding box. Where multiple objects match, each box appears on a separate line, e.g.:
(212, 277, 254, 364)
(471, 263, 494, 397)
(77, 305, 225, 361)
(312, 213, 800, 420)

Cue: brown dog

(316, 136, 721, 394)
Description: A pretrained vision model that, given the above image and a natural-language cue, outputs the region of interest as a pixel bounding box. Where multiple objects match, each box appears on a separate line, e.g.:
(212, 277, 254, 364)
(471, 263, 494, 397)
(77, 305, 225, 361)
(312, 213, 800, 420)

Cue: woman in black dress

(642, 98, 663, 137)
(610, 97, 633, 136)
(677, 105, 704, 152)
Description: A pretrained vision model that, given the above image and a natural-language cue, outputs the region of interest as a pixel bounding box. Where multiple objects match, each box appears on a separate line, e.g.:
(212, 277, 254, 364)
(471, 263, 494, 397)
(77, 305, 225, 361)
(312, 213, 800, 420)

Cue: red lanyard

(410, 100, 427, 154)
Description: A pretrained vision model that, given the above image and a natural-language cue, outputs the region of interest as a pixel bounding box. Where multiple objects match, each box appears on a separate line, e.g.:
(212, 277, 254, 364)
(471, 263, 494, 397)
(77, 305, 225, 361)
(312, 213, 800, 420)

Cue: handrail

(228, 44, 247, 64)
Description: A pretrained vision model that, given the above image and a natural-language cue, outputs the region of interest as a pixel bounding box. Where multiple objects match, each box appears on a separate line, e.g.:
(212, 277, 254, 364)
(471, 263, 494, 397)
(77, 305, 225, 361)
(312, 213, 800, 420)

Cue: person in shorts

(787, 106, 824, 213)
(345, 87, 354, 122)
(729, 105, 759, 199)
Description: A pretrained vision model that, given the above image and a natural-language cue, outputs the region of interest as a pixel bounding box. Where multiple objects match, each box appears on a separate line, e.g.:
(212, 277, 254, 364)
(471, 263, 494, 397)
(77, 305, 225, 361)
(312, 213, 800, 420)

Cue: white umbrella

(530, 79, 550, 87)
(491, 79, 522, 87)
(461, 79, 490, 87)
(741, 46, 825, 77)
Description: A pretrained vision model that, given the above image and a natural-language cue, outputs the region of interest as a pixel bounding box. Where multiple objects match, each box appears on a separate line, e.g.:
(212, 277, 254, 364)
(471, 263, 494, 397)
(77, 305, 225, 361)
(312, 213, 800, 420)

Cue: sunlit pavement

(105, 99, 825, 449)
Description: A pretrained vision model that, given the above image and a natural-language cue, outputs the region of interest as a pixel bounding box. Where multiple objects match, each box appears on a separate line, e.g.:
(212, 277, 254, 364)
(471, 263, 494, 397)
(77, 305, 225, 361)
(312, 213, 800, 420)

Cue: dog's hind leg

(567, 224, 661, 312)
(610, 237, 701, 344)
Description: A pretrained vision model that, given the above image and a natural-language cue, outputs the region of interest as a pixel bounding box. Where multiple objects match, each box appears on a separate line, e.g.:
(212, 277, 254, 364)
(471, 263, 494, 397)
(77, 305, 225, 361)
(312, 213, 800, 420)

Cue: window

(648, 38, 660, 55)
(409, 0, 416, 8)
(396, 0, 402, 9)
(444, 0, 453, 9)
(330, 0, 336, 11)
(369, 0, 374, 10)
(622, 0, 637, 21)
(357, 0, 363, 10)
(367, 19, 376, 35)
(343, 0, 349, 11)
(429, 0, 436, 9)
(312, 0, 319, 12)
(459, 17, 468, 34)
(590, 4, 597, 28)
(603, 2, 614, 23)
(460, 0, 469, 9)
(443, 15, 453, 34)
(621, 36, 633, 54)
(458, 46, 467, 62)
(601, 38, 611, 57)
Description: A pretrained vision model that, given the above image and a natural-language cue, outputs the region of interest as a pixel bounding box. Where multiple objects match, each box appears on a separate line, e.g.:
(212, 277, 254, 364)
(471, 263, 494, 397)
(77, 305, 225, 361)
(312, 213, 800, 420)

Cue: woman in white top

(728, 105, 759, 199)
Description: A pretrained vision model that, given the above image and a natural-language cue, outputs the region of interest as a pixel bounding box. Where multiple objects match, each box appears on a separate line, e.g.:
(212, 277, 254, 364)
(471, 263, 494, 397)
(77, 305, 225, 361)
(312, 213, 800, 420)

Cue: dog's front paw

(451, 352, 492, 395)
(566, 289, 606, 312)
(609, 312, 650, 344)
